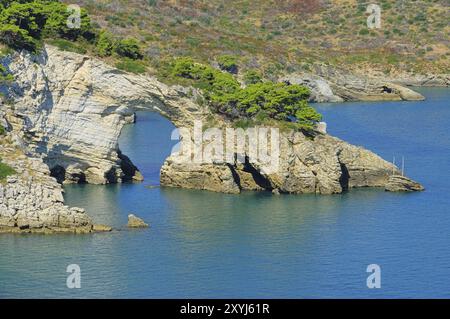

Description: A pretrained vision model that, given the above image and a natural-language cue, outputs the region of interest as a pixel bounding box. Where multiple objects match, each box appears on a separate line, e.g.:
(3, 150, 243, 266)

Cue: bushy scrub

(0, 0, 93, 52)
(243, 69, 263, 85)
(114, 38, 143, 60)
(0, 159, 15, 182)
(116, 58, 146, 74)
(95, 33, 143, 61)
(171, 57, 240, 94)
(95, 31, 115, 57)
(217, 55, 238, 73)
(0, 0, 146, 77)
(170, 58, 322, 130)
(0, 64, 13, 83)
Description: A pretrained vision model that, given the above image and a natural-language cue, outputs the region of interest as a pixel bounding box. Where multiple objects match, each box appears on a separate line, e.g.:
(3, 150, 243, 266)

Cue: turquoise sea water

(1, 88, 449, 298)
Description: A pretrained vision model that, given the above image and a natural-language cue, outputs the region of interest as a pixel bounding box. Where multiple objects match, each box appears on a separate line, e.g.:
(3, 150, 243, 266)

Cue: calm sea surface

(1, 88, 449, 298)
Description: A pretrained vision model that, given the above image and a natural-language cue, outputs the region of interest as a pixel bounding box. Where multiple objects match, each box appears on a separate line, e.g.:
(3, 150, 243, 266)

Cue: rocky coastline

(0, 132, 95, 234)
(280, 63, 427, 103)
(0, 46, 430, 234)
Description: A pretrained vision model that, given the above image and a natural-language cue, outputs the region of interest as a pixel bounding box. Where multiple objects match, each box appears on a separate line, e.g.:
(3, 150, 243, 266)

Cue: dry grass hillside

(51, 0, 450, 78)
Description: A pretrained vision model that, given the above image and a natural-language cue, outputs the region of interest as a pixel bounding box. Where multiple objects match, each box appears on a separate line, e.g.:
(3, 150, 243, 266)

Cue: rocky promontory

(281, 63, 425, 103)
(160, 128, 423, 195)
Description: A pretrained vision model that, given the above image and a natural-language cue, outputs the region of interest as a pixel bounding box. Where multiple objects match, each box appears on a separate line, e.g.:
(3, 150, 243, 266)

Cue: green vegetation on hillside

(114, 38, 143, 60)
(2, 0, 449, 77)
(243, 69, 263, 85)
(0, 64, 13, 83)
(115, 58, 146, 74)
(0, 0, 144, 63)
(217, 55, 238, 74)
(167, 57, 321, 130)
(0, 0, 321, 131)
(0, 0, 93, 52)
(0, 159, 15, 182)
(61, 0, 448, 76)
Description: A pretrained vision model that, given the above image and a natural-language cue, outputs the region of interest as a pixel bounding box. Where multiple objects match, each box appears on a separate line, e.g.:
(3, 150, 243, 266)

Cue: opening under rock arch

(119, 111, 177, 186)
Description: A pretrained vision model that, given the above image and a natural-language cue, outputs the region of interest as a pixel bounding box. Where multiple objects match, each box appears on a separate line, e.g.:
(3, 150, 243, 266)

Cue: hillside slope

(65, 0, 449, 79)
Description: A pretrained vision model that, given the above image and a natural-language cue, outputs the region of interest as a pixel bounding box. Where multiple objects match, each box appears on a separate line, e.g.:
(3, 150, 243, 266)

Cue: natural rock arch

(4, 46, 211, 184)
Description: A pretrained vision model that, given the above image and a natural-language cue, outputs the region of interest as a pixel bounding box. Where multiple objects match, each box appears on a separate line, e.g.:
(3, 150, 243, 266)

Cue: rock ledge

(385, 175, 425, 192)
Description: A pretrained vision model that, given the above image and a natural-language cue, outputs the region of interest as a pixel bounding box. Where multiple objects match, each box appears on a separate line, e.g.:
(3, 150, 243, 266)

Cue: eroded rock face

(383, 73, 449, 87)
(161, 161, 241, 194)
(1, 46, 424, 193)
(280, 73, 344, 103)
(0, 135, 93, 233)
(1, 45, 209, 185)
(160, 129, 405, 194)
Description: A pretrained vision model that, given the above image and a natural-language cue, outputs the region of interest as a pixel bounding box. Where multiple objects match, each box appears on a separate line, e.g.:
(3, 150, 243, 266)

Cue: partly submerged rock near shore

(385, 175, 425, 192)
(127, 214, 149, 228)
(0, 46, 425, 233)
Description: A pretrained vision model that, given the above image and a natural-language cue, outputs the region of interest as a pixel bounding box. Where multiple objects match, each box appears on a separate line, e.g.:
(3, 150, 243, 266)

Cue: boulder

(127, 214, 149, 228)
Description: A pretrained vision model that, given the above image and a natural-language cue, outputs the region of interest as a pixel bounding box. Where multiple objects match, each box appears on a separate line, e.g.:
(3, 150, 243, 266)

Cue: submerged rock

(127, 214, 149, 228)
(144, 185, 160, 189)
(385, 175, 425, 192)
(92, 224, 113, 232)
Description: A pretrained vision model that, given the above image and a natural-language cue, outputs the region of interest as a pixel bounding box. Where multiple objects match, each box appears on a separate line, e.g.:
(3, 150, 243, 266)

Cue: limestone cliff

(1, 46, 210, 184)
(0, 126, 93, 233)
